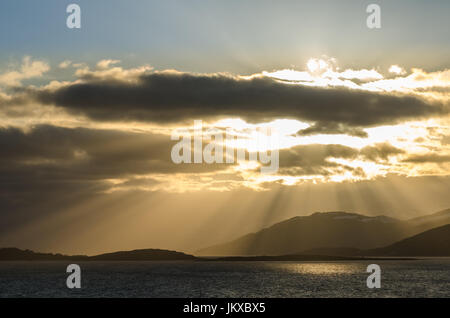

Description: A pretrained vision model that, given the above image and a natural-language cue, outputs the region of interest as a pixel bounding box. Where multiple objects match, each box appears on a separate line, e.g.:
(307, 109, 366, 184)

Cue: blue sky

(1, 0, 449, 74)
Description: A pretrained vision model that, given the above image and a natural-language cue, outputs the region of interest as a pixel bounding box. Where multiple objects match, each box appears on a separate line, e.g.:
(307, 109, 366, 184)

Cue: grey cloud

(296, 122, 368, 138)
(403, 153, 450, 163)
(441, 135, 450, 145)
(360, 142, 405, 162)
(30, 72, 446, 129)
(0, 124, 233, 231)
(277, 144, 359, 176)
(0, 125, 231, 179)
(277, 142, 405, 177)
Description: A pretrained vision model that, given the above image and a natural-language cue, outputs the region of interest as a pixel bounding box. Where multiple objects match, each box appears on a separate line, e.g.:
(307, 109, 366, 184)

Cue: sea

(0, 259, 449, 297)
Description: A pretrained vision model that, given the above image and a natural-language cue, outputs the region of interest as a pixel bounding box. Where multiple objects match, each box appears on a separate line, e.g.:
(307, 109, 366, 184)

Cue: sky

(0, 1, 449, 254)
(1, 0, 450, 73)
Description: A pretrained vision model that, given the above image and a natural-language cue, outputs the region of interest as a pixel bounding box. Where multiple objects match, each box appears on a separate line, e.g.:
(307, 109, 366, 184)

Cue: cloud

(29, 70, 445, 129)
(441, 135, 450, 145)
(262, 60, 450, 101)
(96, 59, 120, 70)
(74, 62, 152, 82)
(0, 124, 415, 198)
(362, 68, 450, 96)
(337, 68, 383, 81)
(277, 144, 360, 176)
(2, 57, 447, 140)
(360, 142, 405, 162)
(389, 65, 406, 75)
(0, 125, 231, 179)
(403, 153, 450, 163)
(0, 124, 244, 230)
(58, 60, 72, 69)
(276, 142, 407, 178)
(0, 57, 49, 86)
(296, 122, 368, 138)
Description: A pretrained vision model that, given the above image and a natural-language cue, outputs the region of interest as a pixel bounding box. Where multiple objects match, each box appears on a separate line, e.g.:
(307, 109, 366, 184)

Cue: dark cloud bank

(31, 72, 447, 129)
(0, 123, 406, 222)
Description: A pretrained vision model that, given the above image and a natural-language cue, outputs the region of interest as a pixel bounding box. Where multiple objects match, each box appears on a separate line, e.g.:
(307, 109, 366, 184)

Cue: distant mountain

(363, 224, 450, 256)
(195, 209, 450, 256)
(90, 249, 197, 261)
(0, 248, 86, 261)
(0, 247, 196, 261)
(3, 209, 449, 260)
(408, 208, 450, 232)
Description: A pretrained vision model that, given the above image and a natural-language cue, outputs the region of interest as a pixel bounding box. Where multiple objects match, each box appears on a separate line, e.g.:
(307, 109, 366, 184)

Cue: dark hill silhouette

(362, 224, 450, 256)
(0, 248, 87, 261)
(90, 249, 197, 261)
(0, 247, 412, 262)
(195, 209, 450, 256)
(0, 247, 196, 261)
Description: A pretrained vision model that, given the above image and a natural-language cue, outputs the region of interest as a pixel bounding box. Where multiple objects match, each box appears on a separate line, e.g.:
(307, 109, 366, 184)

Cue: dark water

(0, 259, 449, 297)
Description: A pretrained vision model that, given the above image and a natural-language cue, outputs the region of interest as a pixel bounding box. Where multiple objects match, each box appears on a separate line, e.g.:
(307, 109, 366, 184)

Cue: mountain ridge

(0, 247, 196, 261)
(1, 223, 449, 260)
(362, 224, 450, 256)
(195, 209, 450, 256)
(2, 209, 449, 260)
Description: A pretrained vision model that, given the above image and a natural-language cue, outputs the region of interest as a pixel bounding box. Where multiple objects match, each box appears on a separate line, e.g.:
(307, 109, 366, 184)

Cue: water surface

(1, 259, 449, 297)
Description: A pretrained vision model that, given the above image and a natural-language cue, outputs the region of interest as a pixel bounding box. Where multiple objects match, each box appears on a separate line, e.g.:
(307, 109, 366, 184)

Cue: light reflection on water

(272, 262, 362, 275)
